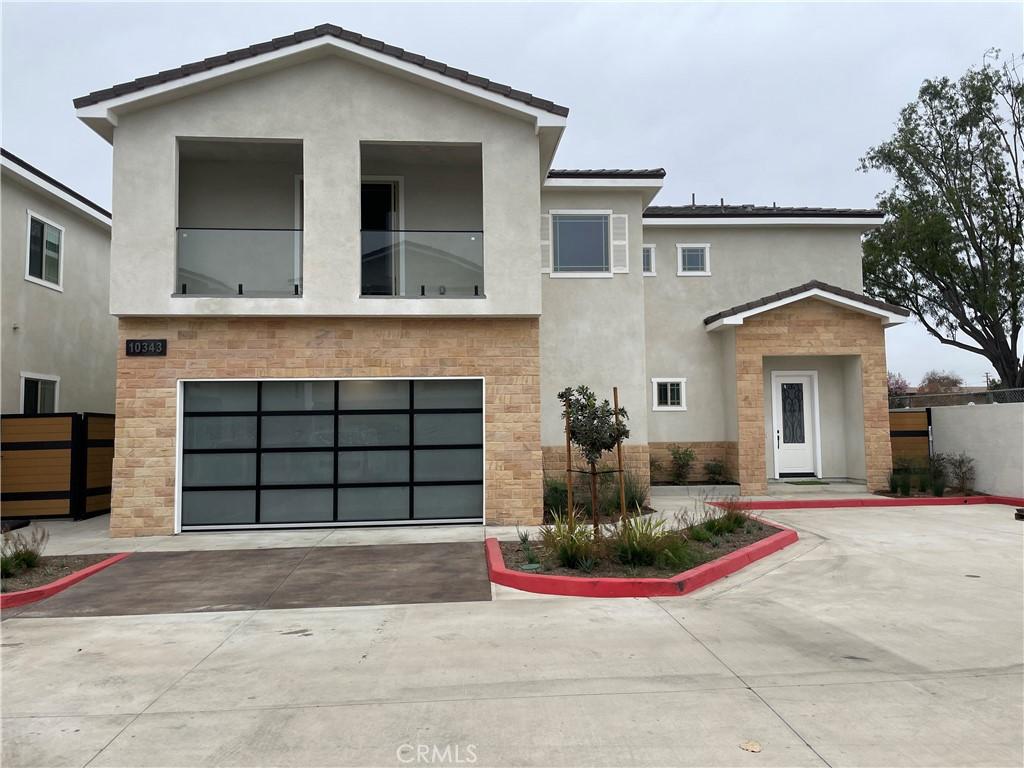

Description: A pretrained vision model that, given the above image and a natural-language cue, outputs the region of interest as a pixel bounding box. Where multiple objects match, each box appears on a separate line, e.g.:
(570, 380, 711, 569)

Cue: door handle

(776, 430, 780, 449)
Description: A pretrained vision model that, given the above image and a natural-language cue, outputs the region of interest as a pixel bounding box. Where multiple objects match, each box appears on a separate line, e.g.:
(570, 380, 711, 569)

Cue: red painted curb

(722, 495, 1024, 511)
(485, 518, 798, 599)
(0, 552, 131, 609)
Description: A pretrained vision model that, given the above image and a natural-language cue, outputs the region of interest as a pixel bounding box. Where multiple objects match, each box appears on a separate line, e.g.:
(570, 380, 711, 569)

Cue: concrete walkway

(2, 503, 1021, 767)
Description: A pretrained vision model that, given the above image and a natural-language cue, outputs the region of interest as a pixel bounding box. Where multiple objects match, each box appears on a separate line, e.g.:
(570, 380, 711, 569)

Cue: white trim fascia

(548, 209, 614, 278)
(770, 370, 822, 480)
(20, 371, 61, 414)
(704, 287, 908, 331)
(642, 243, 656, 276)
(2, 158, 111, 228)
(676, 242, 711, 277)
(76, 38, 567, 139)
(643, 216, 884, 228)
(544, 178, 664, 190)
(24, 209, 65, 292)
(651, 377, 687, 412)
(173, 375, 486, 534)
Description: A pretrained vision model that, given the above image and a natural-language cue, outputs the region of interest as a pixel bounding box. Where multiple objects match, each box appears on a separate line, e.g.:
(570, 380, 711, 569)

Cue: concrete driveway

(2, 504, 1021, 767)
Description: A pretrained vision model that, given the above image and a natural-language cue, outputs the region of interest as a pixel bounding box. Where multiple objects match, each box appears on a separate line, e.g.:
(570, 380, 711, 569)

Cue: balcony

(360, 230, 483, 298)
(360, 142, 483, 299)
(176, 228, 302, 297)
(176, 138, 302, 298)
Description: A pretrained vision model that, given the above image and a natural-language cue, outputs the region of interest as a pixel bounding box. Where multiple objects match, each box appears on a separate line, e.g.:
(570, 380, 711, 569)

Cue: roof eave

(643, 216, 884, 228)
(0, 155, 112, 228)
(704, 288, 909, 331)
(75, 37, 568, 143)
(544, 177, 665, 207)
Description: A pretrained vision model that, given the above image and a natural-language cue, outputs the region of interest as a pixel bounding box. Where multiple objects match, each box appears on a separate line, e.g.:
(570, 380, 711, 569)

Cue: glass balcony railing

(176, 228, 302, 297)
(360, 230, 484, 298)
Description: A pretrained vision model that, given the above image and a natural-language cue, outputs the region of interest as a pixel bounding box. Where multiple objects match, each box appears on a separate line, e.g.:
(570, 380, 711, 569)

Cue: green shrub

(543, 476, 569, 517)
(897, 473, 912, 496)
(930, 474, 946, 497)
(888, 471, 899, 493)
(668, 445, 697, 484)
(609, 510, 667, 567)
(0, 555, 16, 579)
(687, 524, 713, 543)
(704, 459, 728, 484)
(946, 452, 977, 494)
(538, 509, 597, 569)
(0, 527, 48, 579)
(659, 537, 700, 570)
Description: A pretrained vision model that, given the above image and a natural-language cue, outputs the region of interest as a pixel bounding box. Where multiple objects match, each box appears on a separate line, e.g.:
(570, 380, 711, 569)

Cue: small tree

(918, 369, 964, 394)
(557, 385, 630, 532)
(887, 371, 911, 397)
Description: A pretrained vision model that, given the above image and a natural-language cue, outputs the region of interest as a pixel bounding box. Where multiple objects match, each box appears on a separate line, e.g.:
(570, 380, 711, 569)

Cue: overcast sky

(3, 2, 1020, 385)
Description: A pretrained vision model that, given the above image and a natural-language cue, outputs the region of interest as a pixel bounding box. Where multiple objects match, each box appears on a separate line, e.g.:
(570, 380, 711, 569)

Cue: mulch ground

(1, 554, 110, 593)
(500, 520, 779, 579)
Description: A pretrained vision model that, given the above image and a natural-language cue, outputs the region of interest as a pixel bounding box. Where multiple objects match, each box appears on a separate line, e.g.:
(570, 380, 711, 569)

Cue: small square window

(552, 213, 610, 274)
(22, 376, 58, 414)
(676, 244, 709, 276)
(652, 378, 686, 411)
(26, 212, 63, 289)
(642, 245, 656, 276)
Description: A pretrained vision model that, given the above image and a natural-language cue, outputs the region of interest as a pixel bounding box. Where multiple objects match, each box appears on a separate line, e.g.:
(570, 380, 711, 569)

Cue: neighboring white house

(1, 148, 115, 414)
(71, 23, 908, 536)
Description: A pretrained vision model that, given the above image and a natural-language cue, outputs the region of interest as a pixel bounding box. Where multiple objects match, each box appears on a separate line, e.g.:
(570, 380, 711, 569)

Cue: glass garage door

(180, 379, 483, 529)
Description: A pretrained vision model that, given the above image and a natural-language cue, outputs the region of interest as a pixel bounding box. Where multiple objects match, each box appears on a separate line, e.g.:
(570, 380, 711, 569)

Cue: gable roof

(703, 280, 909, 330)
(73, 24, 569, 120)
(1, 148, 112, 227)
(646, 204, 880, 218)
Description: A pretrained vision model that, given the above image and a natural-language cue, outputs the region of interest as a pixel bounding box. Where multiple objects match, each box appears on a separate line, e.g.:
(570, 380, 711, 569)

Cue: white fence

(930, 403, 1024, 498)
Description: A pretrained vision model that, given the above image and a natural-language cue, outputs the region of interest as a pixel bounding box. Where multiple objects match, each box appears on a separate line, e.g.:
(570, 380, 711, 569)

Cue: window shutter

(540, 214, 552, 273)
(611, 214, 629, 273)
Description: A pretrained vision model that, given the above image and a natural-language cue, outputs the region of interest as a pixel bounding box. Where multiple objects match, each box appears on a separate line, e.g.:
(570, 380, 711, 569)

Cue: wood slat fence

(889, 408, 931, 467)
(1, 412, 114, 521)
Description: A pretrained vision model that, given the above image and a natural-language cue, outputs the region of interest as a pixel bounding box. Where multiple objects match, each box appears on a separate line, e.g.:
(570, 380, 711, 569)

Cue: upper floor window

(26, 211, 63, 290)
(552, 212, 610, 275)
(652, 377, 686, 411)
(21, 373, 59, 414)
(642, 244, 656, 276)
(676, 243, 710, 276)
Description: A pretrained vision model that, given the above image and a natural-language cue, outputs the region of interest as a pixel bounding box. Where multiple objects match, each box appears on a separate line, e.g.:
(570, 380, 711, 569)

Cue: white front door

(771, 373, 817, 477)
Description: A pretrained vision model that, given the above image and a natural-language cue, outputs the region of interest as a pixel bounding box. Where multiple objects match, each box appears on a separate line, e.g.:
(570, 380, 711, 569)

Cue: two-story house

(1, 149, 116, 415)
(73, 24, 907, 536)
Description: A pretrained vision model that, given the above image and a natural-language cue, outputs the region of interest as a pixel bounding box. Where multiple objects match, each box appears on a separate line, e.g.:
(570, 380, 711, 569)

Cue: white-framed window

(550, 211, 612, 276)
(652, 378, 687, 411)
(676, 243, 710, 276)
(642, 244, 656, 276)
(25, 210, 64, 291)
(20, 372, 60, 414)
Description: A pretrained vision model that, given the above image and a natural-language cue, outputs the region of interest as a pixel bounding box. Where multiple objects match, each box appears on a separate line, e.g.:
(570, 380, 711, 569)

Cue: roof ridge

(73, 24, 570, 117)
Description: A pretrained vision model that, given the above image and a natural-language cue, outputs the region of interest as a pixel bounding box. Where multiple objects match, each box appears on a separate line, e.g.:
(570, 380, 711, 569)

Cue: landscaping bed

(500, 517, 779, 578)
(1, 554, 110, 593)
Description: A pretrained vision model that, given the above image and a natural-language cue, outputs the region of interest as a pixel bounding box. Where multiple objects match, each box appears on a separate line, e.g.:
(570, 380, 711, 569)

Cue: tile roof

(645, 204, 881, 218)
(1, 148, 111, 218)
(548, 168, 666, 179)
(703, 280, 909, 325)
(73, 24, 570, 117)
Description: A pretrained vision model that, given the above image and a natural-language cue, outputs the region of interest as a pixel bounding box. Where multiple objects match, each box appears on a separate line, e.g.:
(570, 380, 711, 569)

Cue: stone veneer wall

(648, 442, 739, 484)
(734, 300, 891, 494)
(111, 317, 542, 536)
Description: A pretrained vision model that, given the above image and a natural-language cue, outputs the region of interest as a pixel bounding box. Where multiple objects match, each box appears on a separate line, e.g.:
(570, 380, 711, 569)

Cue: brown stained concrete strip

(13, 542, 491, 618)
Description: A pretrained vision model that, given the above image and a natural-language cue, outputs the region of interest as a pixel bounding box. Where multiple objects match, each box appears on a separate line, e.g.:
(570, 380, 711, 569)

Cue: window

(652, 378, 686, 411)
(642, 244, 656, 276)
(552, 212, 611, 275)
(676, 243, 710, 276)
(21, 374, 59, 414)
(25, 212, 63, 289)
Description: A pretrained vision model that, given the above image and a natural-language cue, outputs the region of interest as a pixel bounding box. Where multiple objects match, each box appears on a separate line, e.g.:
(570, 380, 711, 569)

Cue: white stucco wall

(108, 54, 542, 317)
(931, 403, 1024, 497)
(1, 173, 116, 413)
(539, 189, 648, 446)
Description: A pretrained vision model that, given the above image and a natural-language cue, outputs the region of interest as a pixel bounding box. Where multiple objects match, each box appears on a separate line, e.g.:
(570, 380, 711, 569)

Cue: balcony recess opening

(360, 143, 483, 298)
(176, 139, 303, 297)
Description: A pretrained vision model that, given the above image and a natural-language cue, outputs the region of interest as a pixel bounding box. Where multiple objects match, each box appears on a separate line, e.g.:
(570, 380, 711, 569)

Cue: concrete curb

(725, 495, 1024, 511)
(0, 552, 131, 609)
(485, 517, 799, 598)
